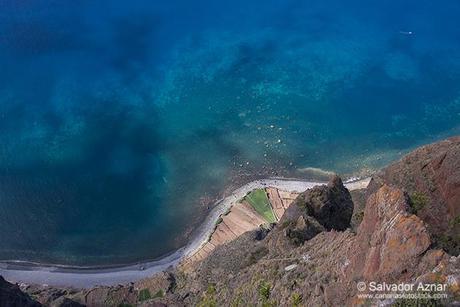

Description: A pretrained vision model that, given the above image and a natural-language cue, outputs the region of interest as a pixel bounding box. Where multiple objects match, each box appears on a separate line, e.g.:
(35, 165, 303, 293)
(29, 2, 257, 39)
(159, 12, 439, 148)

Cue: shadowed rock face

(292, 175, 354, 231)
(0, 276, 41, 307)
(267, 175, 352, 250)
(284, 215, 325, 246)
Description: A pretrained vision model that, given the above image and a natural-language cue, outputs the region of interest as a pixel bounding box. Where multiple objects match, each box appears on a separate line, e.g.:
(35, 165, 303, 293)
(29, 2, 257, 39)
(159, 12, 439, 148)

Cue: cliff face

(368, 136, 460, 255)
(0, 276, 41, 307)
(177, 185, 457, 306)
(266, 175, 353, 251)
(2, 136, 460, 306)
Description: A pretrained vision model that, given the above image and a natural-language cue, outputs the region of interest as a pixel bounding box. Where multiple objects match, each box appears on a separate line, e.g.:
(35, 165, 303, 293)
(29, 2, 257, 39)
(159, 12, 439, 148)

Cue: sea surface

(0, 0, 459, 265)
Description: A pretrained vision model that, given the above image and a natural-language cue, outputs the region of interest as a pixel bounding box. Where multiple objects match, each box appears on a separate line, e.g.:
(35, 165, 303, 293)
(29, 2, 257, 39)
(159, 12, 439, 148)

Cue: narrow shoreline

(0, 177, 370, 288)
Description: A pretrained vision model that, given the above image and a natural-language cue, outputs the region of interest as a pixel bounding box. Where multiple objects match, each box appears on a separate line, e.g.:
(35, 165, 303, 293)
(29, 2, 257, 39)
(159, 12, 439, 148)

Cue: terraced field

(244, 189, 276, 223)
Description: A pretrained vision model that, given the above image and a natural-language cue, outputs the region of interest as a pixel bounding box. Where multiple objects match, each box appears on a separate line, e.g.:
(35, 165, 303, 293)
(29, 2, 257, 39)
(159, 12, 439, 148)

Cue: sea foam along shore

(0, 177, 370, 288)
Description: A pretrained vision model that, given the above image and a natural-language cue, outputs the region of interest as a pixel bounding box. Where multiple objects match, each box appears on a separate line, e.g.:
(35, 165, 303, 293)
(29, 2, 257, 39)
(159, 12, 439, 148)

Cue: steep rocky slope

(1, 136, 460, 306)
(177, 181, 458, 306)
(0, 276, 41, 307)
(368, 136, 460, 255)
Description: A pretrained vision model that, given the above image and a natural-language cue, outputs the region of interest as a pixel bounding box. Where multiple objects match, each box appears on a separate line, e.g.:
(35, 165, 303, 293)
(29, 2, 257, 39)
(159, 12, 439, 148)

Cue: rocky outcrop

(369, 136, 460, 255)
(284, 215, 325, 246)
(22, 285, 84, 307)
(293, 175, 354, 231)
(349, 185, 432, 281)
(173, 182, 459, 306)
(0, 276, 41, 307)
(342, 183, 459, 306)
(266, 176, 352, 250)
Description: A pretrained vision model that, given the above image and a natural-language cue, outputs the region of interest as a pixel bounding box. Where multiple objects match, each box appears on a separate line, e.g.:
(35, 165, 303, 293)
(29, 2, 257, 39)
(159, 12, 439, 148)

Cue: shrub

(231, 293, 244, 307)
(291, 292, 302, 306)
(450, 215, 460, 227)
(258, 280, 271, 301)
(138, 288, 151, 301)
(435, 234, 460, 256)
(354, 211, 364, 224)
(198, 284, 217, 307)
(409, 192, 429, 214)
(393, 294, 444, 307)
(261, 301, 276, 307)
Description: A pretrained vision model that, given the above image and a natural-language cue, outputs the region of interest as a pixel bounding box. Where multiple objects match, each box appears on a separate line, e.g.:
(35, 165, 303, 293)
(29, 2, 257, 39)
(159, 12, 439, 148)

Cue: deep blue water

(0, 0, 459, 265)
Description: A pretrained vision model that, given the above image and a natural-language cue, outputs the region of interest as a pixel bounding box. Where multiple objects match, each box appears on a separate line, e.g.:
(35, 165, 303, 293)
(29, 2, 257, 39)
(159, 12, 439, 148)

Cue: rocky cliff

(0, 276, 41, 307)
(368, 136, 460, 255)
(1, 136, 460, 306)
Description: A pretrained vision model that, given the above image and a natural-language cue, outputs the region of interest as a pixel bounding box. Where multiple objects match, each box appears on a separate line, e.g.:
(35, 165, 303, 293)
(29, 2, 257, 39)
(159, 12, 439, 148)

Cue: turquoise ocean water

(0, 0, 459, 265)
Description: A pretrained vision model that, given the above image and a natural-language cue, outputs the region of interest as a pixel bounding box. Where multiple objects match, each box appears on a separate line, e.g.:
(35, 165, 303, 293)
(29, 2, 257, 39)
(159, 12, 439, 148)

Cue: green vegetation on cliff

(245, 189, 276, 223)
(138, 289, 151, 301)
(409, 191, 428, 214)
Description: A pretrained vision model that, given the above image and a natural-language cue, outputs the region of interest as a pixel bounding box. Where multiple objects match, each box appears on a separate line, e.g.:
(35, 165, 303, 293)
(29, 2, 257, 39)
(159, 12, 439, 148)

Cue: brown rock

(350, 185, 431, 281)
(368, 136, 460, 254)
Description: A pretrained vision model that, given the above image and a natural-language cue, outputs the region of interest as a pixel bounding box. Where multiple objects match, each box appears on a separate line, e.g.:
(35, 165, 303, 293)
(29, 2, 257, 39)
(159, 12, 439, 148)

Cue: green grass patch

(138, 288, 151, 301)
(245, 189, 276, 223)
